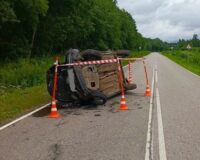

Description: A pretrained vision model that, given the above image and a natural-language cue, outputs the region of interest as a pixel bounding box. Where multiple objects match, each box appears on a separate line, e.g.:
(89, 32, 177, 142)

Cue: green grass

(123, 50, 150, 66)
(0, 84, 50, 125)
(131, 50, 151, 58)
(0, 56, 56, 124)
(162, 49, 200, 76)
(0, 57, 53, 88)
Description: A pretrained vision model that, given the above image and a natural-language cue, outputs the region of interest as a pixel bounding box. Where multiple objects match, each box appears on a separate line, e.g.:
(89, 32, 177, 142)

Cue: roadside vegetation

(0, 0, 167, 61)
(122, 50, 150, 66)
(0, 57, 52, 88)
(0, 57, 55, 124)
(0, 84, 49, 124)
(131, 51, 151, 58)
(162, 34, 200, 76)
(162, 49, 200, 76)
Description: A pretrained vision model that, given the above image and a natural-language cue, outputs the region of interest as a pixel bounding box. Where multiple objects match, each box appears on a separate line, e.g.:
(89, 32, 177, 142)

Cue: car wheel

(116, 50, 130, 57)
(90, 90, 107, 105)
(81, 49, 102, 60)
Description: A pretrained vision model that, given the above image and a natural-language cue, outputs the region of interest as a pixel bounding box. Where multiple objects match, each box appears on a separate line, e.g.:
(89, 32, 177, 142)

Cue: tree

(192, 34, 199, 47)
(0, 1, 17, 24)
(0, 0, 49, 59)
(0, 0, 168, 61)
(16, 0, 49, 56)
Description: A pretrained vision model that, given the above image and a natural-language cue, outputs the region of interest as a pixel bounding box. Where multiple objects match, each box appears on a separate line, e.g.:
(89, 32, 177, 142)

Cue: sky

(117, 0, 200, 42)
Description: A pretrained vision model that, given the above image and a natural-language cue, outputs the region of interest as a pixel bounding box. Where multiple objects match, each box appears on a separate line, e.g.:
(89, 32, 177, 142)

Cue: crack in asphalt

(49, 143, 62, 160)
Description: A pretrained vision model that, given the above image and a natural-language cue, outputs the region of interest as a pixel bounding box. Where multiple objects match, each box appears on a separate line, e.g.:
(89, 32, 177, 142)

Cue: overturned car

(46, 49, 137, 106)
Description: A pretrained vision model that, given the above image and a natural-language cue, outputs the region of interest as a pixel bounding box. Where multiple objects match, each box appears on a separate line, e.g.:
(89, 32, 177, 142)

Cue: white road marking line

(123, 65, 128, 69)
(156, 82, 167, 160)
(151, 125, 154, 160)
(155, 69, 158, 83)
(145, 68, 155, 160)
(0, 103, 50, 131)
(155, 65, 158, 83)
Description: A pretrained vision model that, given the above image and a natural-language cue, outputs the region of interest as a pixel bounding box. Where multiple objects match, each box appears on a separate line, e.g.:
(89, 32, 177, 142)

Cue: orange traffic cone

(119, 96, 129, 110)
(145, 84, 151, 97)
(117, 58, 129, 111)
(49, 100, 60, 118)
(48, 58, 61, 118)
(143, 60, 151, 97)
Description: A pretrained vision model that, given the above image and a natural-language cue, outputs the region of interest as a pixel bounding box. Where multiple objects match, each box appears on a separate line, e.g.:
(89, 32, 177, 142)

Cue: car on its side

(46, 49, 136, 106)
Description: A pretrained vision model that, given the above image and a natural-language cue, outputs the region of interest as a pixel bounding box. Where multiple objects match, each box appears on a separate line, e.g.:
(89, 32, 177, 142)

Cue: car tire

(116, 50, 130, 57)
(90, 90, 107, 105)
(81, 49, 102, 60)
(124, 83, 137, 90)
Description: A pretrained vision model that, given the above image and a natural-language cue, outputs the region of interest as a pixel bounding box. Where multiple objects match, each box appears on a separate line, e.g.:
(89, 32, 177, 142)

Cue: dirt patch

(32, 107, 51, 117)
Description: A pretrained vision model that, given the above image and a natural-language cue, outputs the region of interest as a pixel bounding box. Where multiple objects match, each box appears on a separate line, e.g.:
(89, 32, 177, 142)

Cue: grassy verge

(130, 50, 151, 58)
(0, 57, 53, 88)
(123, 50, 151, 66)
(162, 50, 200, 76)
(0, 56, 55, 125)
(0, 84, 50, 125)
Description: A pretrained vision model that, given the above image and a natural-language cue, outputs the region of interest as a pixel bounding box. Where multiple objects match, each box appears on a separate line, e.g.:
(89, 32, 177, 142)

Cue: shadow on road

(32, 92, 145, 118)
(32, 104, 101, 118)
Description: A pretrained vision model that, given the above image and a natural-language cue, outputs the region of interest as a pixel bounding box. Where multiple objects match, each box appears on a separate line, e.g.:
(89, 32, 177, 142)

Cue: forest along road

(0, 53, 200, 160)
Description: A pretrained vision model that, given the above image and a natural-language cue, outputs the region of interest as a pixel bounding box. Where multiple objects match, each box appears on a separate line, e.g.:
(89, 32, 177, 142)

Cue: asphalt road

(0, 52, 200, 160)
(151, 53, 200, 160)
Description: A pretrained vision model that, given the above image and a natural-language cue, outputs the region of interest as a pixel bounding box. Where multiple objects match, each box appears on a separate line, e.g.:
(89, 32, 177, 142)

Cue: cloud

(117, 0, 200, 42)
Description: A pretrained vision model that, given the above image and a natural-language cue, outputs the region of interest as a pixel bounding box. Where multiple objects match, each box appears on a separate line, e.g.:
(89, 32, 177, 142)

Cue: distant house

(186, 44, 192, 50)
